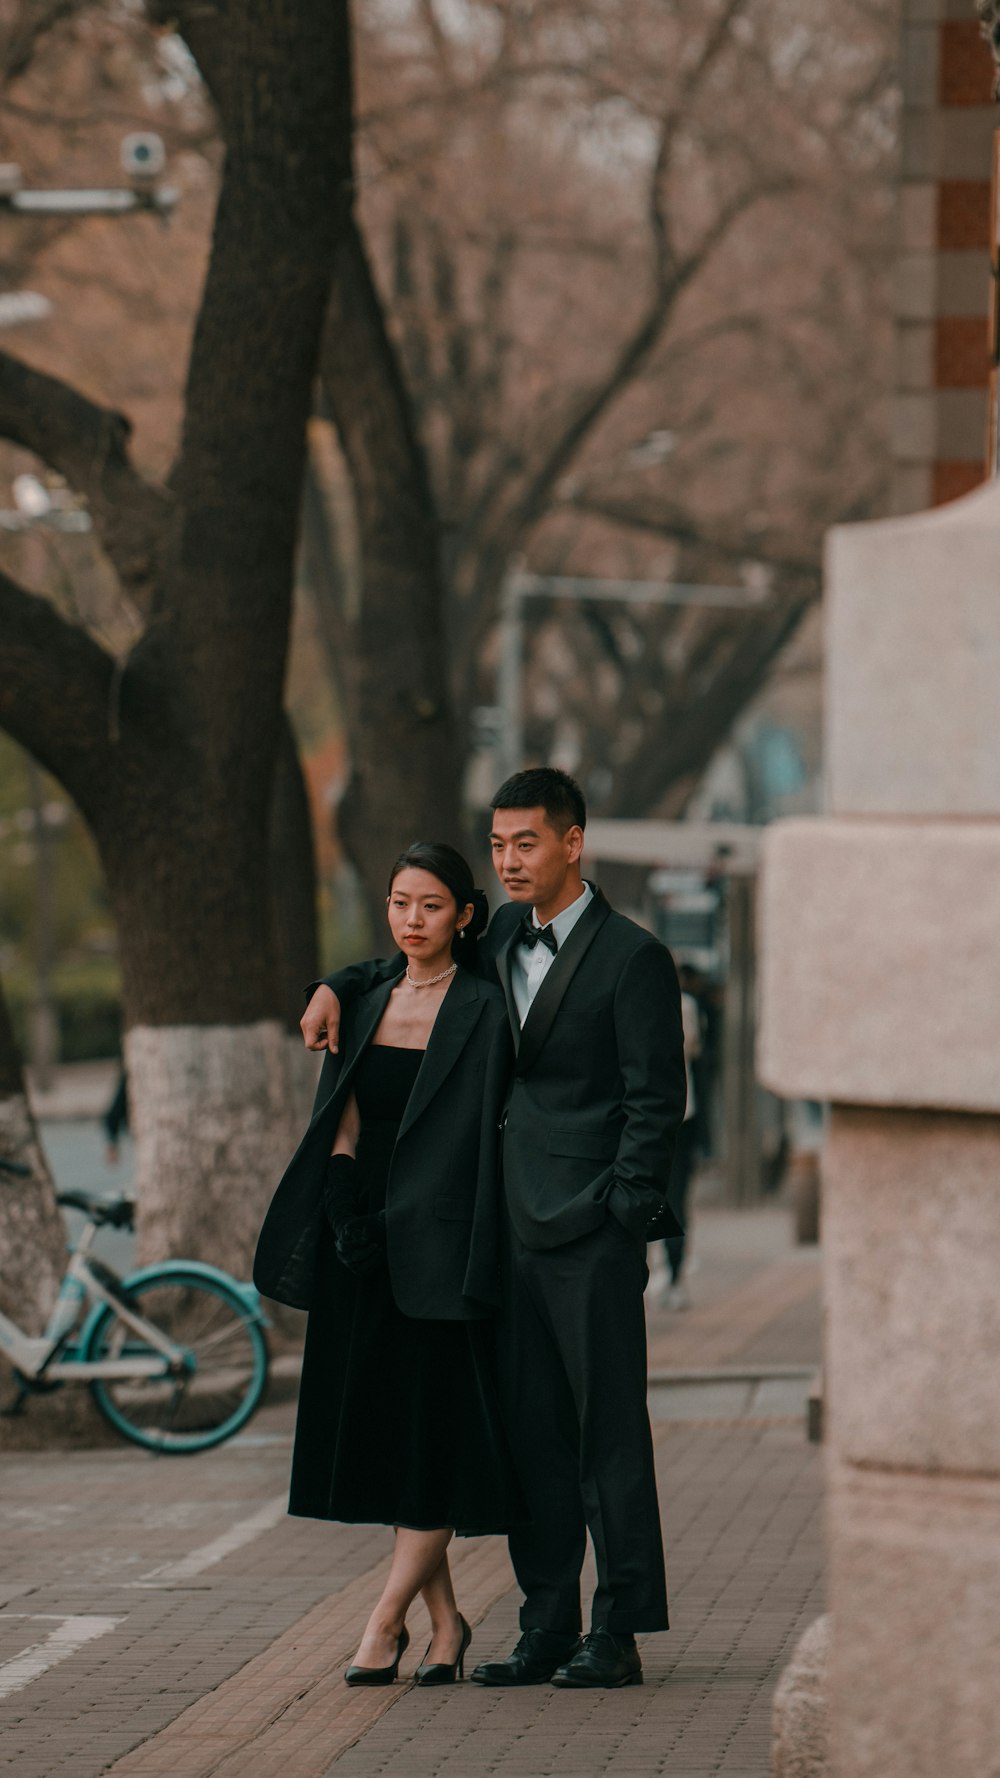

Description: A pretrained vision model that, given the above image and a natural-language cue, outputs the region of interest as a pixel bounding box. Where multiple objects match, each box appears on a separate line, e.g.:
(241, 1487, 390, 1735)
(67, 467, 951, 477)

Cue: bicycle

(0, 1160, 270, 1453)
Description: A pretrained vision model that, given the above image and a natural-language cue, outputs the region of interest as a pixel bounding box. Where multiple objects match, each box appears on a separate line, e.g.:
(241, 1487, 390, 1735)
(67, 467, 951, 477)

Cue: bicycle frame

(0, 1219, 187, 1385)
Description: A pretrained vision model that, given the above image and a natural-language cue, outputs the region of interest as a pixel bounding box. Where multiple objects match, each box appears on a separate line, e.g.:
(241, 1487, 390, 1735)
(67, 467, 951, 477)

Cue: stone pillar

(893, 0, 995, 515)
(758, 476, 1000, 1778)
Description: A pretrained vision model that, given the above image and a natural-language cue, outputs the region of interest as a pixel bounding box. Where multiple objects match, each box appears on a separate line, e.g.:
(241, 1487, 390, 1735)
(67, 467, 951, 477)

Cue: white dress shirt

(510, 882, 594, 1027)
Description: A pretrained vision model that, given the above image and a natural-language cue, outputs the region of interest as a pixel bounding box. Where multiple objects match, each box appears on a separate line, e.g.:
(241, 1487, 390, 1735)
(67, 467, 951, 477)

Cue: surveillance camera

(121, 133, 166, 182)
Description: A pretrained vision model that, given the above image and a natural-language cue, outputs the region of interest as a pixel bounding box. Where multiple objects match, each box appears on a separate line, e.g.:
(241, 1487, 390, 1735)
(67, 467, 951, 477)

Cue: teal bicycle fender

(77, 1261, 270, 1351)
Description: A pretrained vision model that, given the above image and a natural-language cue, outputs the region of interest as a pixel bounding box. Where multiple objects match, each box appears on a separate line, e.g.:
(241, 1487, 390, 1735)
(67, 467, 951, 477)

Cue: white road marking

(0, 1615, 122, 1699)
(136, 1493, 288, 1585)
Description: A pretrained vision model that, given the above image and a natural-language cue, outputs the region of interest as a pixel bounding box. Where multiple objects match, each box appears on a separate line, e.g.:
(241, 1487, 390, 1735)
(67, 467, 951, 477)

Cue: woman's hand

(301, 984, 341, 1052)
(334, 1211, 387, 1279)
(323, 1154, 386, 1278)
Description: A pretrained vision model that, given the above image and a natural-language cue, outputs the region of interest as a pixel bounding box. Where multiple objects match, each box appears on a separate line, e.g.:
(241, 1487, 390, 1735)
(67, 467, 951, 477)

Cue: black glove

(323, 1154, 360, 1231)
(323, 1155, 386, 1279)
(335, 1209, 386, 1278)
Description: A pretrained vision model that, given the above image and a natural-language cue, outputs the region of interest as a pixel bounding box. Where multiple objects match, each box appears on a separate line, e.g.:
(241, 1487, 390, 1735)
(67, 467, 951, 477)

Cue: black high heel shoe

(345, 1625, 409, 1686)
(415, 1614, 472, 1686)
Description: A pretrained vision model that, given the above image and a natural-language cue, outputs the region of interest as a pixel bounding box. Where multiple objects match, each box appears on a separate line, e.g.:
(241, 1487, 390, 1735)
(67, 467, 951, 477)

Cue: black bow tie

(520, 915, 558, 955)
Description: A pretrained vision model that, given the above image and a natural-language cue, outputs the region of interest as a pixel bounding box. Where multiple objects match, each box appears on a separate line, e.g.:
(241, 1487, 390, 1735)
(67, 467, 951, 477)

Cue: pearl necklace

(405, 961, 458, 989)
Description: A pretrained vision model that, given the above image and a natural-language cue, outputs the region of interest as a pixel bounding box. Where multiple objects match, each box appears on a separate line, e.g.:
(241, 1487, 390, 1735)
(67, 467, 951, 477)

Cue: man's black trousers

(497, 1217, 668, 1636)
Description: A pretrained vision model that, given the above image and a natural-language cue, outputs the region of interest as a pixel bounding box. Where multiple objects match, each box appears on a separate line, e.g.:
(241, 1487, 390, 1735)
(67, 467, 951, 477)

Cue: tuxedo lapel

(515, 890, 611, 1076)
(397, 970, 485, 1139)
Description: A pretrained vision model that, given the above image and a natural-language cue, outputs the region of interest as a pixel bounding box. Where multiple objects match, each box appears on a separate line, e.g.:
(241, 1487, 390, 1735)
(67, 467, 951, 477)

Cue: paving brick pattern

(0, 1424, 393, 1778)
(321, 1421, 822, 1778)
(0, 1205, 823, 1778)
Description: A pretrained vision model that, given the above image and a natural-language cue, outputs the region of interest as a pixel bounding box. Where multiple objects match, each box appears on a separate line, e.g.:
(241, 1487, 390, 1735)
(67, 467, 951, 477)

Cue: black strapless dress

(288, 1045, 522, 1534)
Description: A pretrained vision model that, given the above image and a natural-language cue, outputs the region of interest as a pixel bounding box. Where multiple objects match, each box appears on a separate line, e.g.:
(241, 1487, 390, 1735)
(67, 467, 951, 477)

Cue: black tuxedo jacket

(253, 968, 512, 1317)
(319, 887, 686, 1249)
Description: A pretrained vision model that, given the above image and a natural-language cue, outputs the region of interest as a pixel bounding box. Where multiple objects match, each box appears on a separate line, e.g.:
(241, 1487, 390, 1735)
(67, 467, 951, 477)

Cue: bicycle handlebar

(56, 1189, 135, 1229)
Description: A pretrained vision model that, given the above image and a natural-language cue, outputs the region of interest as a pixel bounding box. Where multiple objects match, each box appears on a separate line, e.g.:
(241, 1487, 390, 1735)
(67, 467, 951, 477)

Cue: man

(302, 768, 686, 1687)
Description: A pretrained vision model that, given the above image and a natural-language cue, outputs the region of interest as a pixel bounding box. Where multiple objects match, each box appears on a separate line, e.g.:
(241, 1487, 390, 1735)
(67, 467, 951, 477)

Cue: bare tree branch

(0, 566, 117, 815)
(564, 492, 821, 580)
(451, 0, 762, 665)
(415, 0, 456, 82)
(0, 350, 169, 606)
(0, 0, 81, 90)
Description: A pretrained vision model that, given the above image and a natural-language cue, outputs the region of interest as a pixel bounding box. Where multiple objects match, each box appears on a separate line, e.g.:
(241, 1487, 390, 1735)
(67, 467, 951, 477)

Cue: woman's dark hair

(491, 766, 586, 833)
(387, 841, 490, 969)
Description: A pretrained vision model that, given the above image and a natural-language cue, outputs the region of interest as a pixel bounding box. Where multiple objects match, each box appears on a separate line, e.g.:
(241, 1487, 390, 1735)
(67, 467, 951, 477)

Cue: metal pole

(496, 572, 525, 781)
(722, 874, 760, 1205)
(490, 571, 771, 786)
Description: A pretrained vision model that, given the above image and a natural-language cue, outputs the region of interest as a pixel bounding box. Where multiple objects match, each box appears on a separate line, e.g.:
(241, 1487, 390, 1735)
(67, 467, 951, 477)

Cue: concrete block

(824, 1106, 1000, 1474)
(938, 108, 1000, 177)
(900, 25, 939, 108)
(826, 480, 1000, 815)
(900, 109, 939, 180)
(937, 248, 993, 315)
(757, 820, 1000, 1111)
(891, 391, 936, 459)
(895, 321, 934, 388)
(934, 386, 988, 455)
(893, 251, 937, 322)
(772, 1615, 830, 1778)
(888, 462, 932, 514)
(828, 1464, 1000, 1778)
(896, 183, 937, 253)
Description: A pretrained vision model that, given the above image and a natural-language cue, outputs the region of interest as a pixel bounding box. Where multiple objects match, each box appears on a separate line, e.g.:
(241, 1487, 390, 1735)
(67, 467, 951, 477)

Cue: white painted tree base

(0, 1093, 65, 1333)
(124, 1021, 320, 1275)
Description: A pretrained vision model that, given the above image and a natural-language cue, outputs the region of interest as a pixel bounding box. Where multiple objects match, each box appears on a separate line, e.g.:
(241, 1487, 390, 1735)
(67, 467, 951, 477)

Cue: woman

(254, 843, 518, 1688)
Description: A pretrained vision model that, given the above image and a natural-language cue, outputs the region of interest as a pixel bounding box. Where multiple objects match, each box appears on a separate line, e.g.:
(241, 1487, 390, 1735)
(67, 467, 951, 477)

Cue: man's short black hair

(491, 767, 587, 833)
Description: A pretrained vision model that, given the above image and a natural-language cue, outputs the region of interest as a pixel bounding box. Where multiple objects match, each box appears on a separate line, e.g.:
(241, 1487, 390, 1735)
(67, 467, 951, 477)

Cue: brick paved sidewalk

(320, 1418, 822, 1778)
(0, 1414, 821, 1778)
(0, 1204, 823, 1778)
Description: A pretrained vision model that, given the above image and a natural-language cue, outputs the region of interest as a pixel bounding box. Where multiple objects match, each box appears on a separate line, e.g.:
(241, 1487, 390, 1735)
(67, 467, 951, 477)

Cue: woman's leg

(419, 1547, 466, 1662)
(352, 1527, 454, 1667)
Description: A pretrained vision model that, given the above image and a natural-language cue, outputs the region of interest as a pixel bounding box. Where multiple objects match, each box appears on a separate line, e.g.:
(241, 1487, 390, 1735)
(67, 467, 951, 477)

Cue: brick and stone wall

(893, 1, 996, 512)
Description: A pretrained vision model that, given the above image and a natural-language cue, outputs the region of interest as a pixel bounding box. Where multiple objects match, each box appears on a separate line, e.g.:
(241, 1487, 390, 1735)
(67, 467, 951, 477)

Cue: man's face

(489, 806, 583, 906)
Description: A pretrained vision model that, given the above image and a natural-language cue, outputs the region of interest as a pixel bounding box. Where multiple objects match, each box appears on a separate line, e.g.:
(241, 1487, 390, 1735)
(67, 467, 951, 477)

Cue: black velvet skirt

(288, 1046, 522, 1535)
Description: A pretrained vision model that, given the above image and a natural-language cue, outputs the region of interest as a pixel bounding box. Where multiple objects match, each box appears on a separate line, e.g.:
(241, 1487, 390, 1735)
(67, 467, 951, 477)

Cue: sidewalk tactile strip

(102, 1535, 517, 1777)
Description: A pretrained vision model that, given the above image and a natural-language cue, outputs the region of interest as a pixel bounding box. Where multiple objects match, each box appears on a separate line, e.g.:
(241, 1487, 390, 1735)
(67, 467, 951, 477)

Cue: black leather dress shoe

(470, 1628, 581, 1686)
(550, 1629, 643, 1688)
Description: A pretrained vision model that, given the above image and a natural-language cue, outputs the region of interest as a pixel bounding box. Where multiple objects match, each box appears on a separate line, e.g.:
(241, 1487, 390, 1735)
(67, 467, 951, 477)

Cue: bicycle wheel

(86, 1271, 268, 1453)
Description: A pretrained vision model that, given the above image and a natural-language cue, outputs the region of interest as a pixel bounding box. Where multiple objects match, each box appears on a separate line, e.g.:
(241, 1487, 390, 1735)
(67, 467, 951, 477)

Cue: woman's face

(387, 868, 471, 966)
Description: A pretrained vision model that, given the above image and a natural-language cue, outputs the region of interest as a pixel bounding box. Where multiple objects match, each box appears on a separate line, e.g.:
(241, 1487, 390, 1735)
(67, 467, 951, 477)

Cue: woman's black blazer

(253, 967, 512, 1320)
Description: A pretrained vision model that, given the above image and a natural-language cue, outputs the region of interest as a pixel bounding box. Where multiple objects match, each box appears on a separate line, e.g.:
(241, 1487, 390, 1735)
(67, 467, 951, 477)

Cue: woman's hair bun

(466, 887, 490, 944)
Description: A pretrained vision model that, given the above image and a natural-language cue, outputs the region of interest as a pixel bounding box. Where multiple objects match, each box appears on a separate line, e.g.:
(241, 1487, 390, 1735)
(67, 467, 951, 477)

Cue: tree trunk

(0, 0, 351, 1275)
(87, 743, 319, 1270)
(320, 220, 462, 926)
(0, 980, 64, 1335)
(124, 1019, 302, 1268)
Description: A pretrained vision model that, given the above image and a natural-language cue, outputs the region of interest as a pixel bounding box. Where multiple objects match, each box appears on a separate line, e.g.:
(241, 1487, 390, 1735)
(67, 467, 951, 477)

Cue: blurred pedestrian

(101, 1067, 128, 1165)
(255, 843, 520, 1690)
(658, 985, 702, 1309)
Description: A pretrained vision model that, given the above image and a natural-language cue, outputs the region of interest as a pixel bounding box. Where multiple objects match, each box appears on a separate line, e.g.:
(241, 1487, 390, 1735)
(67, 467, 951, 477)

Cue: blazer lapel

(515, 889, 612, 1077)
(495, 925, 522, 1049)
(311, 974, 400, 1121)
(397, 970, 485, 1139)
